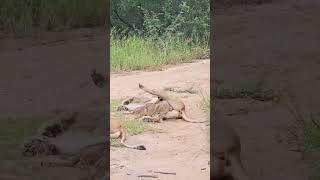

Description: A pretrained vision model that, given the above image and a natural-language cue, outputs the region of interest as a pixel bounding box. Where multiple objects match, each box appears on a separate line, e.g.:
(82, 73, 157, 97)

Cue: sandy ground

(110, 60, 210, 180)
(214, 0, 320, 179)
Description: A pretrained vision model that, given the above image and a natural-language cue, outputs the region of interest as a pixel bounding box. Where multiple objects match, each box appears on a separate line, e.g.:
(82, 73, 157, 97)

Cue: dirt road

(110, 60, 210, 180)
(214, 0, 319, 179)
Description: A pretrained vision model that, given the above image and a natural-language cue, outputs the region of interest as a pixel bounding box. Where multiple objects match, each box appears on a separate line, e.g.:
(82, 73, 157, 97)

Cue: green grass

(304, 125, 320, 155)
(110, 114, 147, 147)
(303, 121, 320, 180)
(0, 0, 107, 33)
(287, 102, 320, 180)
(110, 99, 148, 147)
(0, 116, 45, 160)
(110, 98, 123, 112)
(111, 31, 209, 71)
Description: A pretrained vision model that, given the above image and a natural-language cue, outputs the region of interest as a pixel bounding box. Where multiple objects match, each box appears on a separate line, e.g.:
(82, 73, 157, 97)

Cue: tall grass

(0, 0, 107, 33)
(111, 30, 209, 71)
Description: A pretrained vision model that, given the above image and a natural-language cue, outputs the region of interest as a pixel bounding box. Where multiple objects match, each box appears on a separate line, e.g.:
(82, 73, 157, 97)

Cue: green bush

(111, 0, 209, 40)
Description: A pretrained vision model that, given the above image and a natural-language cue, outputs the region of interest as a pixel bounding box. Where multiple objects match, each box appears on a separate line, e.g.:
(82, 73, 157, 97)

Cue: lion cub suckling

(117, 83, 206, 123)
(110, 117, 146, 150)
(118, 96, 171, 123)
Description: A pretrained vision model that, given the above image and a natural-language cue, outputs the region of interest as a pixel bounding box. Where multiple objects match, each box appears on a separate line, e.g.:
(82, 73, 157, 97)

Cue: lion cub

(110, 118, 146, 150)
(212, 113, 251, 180)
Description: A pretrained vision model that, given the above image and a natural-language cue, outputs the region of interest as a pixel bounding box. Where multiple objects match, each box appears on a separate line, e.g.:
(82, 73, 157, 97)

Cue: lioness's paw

(117, 105, 128, 111)
(142, 117, 154, 122)
(136, 145, 146, 150)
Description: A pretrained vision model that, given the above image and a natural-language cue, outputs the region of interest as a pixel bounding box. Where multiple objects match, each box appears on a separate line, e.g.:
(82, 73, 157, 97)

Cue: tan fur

(110, 118, 146, 150)
(213, 115, 251, 180)
(131, 100, 171, 122)
(138, 83, 206, 123)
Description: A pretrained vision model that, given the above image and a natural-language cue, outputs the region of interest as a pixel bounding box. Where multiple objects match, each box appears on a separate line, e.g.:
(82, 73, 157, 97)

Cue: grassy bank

(0, 0, 106, 33)
(111, 32, 209, 72)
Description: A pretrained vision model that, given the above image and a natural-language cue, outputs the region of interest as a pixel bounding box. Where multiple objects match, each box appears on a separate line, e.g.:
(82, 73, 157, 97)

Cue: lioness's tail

(119, 128, 146, 150)
(138, 83, 171, 100)
(181, 110, 207, 123)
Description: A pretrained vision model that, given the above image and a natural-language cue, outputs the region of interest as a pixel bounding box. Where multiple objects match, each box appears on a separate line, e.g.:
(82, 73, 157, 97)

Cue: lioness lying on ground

(212, 112, 251, 180)
(117, 83, 206, 123)
(22, 113, 145, 167)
